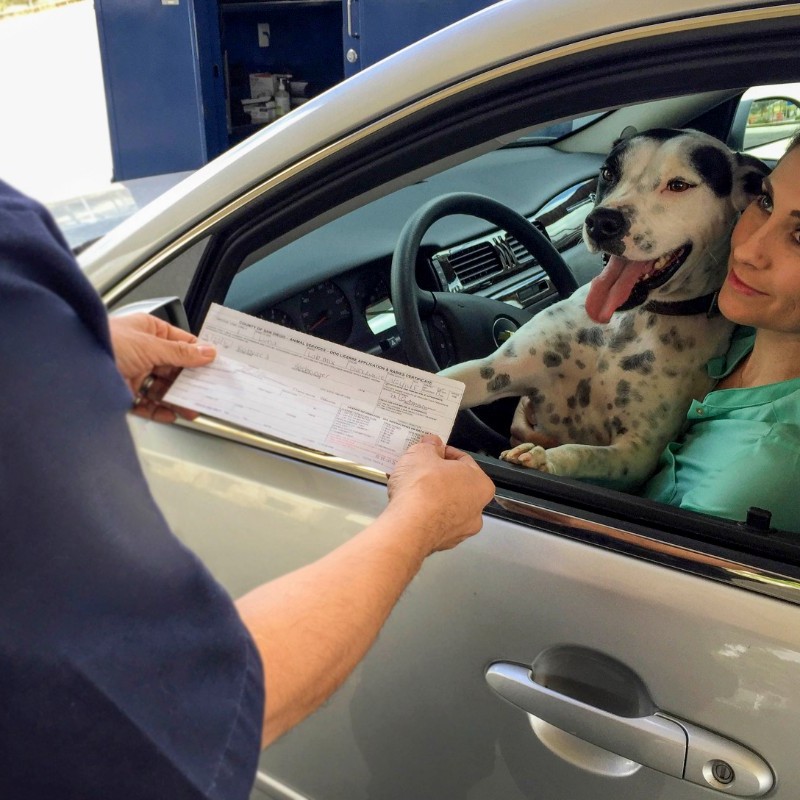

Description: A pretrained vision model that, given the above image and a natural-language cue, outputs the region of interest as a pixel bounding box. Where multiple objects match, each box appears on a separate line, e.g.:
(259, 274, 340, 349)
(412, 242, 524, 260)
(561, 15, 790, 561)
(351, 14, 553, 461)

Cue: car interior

(116, 17, 800, 572)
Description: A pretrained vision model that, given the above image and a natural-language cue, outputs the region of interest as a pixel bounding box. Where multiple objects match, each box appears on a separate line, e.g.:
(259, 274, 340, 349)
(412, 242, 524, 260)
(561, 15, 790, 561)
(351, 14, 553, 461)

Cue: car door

(96, 2, 800, 798)
(130, 417, 800, 800)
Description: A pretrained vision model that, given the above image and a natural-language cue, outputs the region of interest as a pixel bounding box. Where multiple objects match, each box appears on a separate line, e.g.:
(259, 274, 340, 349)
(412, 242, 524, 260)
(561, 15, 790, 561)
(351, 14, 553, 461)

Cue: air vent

(505, 220, 550, 264)
(446, 241, 503, 286)
(504, 235, 533, 265)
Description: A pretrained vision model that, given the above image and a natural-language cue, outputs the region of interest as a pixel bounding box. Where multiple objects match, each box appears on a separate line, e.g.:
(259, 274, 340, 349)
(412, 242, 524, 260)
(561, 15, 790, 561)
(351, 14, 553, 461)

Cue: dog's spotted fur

(440, 129, 768, 487)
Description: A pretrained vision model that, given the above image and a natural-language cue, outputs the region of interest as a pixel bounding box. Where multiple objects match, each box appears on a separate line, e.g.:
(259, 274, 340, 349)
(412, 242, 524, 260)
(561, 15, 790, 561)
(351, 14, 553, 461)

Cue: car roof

(79, 0, 786, 291)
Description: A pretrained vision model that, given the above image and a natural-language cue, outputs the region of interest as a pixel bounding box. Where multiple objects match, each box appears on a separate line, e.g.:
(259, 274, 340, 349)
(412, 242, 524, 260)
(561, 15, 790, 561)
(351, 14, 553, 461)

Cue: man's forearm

(235, 507, 429, 748)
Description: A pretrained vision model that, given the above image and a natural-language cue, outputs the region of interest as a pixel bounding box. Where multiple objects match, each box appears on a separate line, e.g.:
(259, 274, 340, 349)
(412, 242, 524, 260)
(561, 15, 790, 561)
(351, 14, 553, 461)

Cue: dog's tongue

(585, 255, 654, 323)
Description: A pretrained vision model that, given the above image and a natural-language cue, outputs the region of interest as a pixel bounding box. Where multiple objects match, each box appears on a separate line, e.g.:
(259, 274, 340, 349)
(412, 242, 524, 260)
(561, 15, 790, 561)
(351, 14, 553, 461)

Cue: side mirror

(742, 95, 800, 156)
(109, 296, 190, 332)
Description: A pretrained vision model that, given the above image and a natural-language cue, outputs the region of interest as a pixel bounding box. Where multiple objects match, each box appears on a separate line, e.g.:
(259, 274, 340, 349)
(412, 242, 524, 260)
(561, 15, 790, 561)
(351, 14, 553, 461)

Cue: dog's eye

(666, 179, 694, 192)
(600, 167, 614, 182)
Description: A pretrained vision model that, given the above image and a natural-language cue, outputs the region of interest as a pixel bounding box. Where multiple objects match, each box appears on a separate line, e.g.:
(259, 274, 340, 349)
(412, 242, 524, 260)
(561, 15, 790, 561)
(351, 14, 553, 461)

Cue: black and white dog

(439, 129, 767, 487)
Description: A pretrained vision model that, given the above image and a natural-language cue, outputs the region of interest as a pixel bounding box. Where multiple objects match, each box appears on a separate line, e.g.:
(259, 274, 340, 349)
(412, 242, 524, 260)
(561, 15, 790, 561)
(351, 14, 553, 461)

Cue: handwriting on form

(164, 304, 464, 472)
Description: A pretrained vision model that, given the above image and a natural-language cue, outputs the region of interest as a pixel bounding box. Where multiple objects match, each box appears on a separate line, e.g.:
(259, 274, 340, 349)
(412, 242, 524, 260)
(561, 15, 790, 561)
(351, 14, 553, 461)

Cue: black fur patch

(659, 327, 695, 352)
(554, 338, 572, 360)
(487, 373, 511, 392)
(604, 415, 628, 437)
(690, 145, 733, 198)
(609, 316, 637, 351)
(637, 128, 683, 143)
(614, 379, 632, 407)
(543, 351, 562, 368)
(480, 366, 495, 379)
(576, 378, 592, 407)
(736, 152, 769, 196)
(633, 232, 654, 253)
(529, 388, 545, 407)
(620, 350, 655, 374)
(577, 327, 605, 347)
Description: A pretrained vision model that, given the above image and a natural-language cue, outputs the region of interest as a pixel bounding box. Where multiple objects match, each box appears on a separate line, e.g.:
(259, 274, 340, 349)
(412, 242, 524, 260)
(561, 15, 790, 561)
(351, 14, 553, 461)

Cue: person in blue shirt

(0, 179, 495, 798)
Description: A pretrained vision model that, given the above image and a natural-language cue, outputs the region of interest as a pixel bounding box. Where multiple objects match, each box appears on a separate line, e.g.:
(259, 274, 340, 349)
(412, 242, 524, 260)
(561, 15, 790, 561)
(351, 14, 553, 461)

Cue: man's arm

(107, 313, 496, 747)
(236, 436, 495, 747)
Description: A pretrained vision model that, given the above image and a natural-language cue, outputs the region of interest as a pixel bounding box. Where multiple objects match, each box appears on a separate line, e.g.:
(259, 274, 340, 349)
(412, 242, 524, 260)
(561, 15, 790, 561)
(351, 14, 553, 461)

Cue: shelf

(221, 1, 339, 11)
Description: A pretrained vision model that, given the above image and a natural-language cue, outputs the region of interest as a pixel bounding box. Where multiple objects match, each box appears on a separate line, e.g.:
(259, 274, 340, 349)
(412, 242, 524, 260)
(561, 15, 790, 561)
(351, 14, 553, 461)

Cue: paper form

(163, 304, 465, 472)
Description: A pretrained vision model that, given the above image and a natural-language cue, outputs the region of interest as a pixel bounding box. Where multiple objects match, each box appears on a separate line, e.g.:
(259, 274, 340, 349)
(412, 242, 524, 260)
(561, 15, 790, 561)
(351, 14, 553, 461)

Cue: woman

(511, 129, 800, 531)
(642, 129, 800, 531)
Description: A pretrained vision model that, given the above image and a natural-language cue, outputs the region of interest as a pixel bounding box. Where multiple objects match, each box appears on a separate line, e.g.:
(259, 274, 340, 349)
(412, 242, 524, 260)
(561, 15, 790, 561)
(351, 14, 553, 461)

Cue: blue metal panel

(95, 0, 497, 175)
(344, 0, 498, 77)
(94, 0, 222, 179)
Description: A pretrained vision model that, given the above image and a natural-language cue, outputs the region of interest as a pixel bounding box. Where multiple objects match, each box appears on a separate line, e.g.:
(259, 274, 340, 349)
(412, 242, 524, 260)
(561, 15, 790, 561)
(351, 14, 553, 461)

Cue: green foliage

(0, 0, 82, 20)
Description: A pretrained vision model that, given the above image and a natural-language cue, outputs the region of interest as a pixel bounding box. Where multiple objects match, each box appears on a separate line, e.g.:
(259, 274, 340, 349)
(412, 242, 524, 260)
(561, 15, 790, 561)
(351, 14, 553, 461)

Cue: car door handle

(485, 661, 773, 797)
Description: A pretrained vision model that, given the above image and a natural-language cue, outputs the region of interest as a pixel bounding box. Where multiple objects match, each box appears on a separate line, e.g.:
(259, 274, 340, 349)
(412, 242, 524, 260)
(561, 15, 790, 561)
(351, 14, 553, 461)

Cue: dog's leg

(439, 340, 535, 409)
(501, 432, 667, 489)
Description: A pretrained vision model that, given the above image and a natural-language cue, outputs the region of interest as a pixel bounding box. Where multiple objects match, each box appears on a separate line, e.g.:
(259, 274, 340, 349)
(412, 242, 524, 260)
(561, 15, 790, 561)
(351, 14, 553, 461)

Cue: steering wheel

(391, 192, 578, 454)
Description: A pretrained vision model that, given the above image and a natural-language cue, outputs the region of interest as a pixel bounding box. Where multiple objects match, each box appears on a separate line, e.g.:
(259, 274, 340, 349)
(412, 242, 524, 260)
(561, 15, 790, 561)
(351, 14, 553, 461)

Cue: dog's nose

(585, 207, 626, 243)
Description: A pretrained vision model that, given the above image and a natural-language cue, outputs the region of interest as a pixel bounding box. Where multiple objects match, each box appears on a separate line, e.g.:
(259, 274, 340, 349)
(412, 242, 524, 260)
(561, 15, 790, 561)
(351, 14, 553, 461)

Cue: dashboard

(225, 146, 605, 365)
(253, 263, 393, 351)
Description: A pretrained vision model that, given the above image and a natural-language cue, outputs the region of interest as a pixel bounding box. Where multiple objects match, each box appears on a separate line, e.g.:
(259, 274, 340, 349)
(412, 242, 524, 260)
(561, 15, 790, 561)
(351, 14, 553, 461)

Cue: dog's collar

(643, 291, 719, 317)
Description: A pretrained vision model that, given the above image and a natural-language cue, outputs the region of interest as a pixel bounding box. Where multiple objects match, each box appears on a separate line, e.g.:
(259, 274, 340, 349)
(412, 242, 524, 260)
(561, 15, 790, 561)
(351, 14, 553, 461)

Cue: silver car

(80, 0, 800, 797)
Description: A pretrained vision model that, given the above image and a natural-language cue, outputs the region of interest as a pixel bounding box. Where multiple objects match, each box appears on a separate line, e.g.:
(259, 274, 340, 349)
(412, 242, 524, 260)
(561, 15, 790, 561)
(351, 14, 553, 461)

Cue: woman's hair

(784, 127, 800, 156)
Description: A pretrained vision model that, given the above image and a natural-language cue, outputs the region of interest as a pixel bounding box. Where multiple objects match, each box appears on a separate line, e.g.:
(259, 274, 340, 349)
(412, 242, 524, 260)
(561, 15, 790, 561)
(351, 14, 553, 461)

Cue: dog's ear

(611, 126, 638, 148)
(732, 152, 770, 211)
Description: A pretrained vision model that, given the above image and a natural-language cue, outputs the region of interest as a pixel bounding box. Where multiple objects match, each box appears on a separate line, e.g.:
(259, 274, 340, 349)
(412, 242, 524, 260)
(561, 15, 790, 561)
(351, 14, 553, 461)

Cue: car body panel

(130, 417, 800, 798)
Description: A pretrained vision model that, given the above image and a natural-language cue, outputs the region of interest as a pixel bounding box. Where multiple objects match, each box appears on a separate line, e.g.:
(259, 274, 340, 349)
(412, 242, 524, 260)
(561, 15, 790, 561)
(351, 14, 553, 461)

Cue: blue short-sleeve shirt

(643, 326, 800, 532)
(0, 180, 264, 798)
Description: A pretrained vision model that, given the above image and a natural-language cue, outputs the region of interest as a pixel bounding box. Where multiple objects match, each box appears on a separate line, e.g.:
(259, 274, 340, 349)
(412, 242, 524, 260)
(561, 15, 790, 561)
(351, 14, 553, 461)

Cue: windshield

(511, 112, 608, 145)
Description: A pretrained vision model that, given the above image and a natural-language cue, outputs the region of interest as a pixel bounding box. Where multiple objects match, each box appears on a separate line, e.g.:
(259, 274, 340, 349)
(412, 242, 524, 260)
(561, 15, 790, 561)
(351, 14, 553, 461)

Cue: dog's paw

(500, 443, 550, 471)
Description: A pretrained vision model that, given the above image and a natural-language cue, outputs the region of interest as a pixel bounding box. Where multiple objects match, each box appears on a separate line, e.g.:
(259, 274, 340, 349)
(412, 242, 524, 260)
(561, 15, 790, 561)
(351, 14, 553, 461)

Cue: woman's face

(718, 145, 800, 334)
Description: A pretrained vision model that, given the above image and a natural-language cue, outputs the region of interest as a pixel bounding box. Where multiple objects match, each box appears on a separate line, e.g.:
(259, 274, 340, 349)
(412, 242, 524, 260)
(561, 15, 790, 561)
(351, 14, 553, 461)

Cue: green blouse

(642, 327, 800, 532)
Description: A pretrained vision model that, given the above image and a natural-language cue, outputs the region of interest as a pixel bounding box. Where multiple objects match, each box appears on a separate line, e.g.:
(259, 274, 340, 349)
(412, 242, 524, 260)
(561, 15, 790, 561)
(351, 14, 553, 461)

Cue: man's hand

(109, 313, 216, 423)
(387, 434, 495, 553)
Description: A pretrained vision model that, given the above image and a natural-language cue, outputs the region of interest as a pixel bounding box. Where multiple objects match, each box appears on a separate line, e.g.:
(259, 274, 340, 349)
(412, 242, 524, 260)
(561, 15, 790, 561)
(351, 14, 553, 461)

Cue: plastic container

(275, 76, 291, 117)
